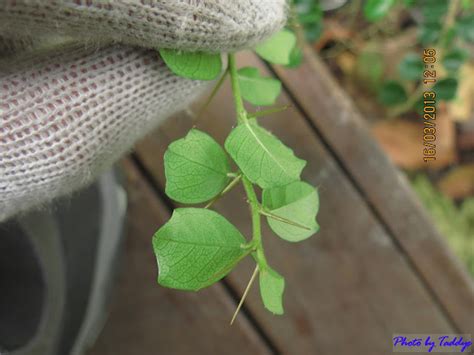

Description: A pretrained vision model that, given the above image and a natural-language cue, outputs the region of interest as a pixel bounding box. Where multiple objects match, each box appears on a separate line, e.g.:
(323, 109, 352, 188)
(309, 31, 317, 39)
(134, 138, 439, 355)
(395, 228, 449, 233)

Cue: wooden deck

(87, 49, 474, 355)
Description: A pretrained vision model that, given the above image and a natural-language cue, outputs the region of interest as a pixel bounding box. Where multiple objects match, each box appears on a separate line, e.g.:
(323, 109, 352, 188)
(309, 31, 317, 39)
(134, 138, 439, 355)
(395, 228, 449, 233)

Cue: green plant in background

(288, 0, 324, 67)
(362, 0, 474, 115)
(152, 30, 320, 323)
(411, 174, 474, 276)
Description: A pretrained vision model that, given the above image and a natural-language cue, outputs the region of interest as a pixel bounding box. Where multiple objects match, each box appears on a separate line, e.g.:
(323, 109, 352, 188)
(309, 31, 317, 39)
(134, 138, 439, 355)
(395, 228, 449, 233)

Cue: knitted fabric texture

(0, 0, 287, 53)
(1, 45, 205, 221)
(0, 1, 287, 221)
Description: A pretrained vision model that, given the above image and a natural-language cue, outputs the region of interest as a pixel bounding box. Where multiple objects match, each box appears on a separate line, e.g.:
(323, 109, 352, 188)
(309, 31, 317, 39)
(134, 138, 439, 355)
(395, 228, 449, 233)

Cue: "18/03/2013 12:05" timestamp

(422, 48, 437, 163)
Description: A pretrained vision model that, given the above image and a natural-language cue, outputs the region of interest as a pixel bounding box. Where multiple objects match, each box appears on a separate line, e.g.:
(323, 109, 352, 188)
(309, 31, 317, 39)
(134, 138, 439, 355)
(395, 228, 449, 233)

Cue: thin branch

(205, 174, 242, 209)
(247, 105, 292, 119)
(259, 209, 311, 231)
(195, 68, 228, 121)
(230, 264, 259, 325)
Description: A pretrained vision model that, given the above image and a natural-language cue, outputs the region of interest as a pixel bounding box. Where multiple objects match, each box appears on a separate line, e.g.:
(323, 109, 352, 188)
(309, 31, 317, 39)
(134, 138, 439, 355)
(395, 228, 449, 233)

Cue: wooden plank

(87, 159, 272, 355)
(272, 46, 474, 334)
(134, 52, 459, 354)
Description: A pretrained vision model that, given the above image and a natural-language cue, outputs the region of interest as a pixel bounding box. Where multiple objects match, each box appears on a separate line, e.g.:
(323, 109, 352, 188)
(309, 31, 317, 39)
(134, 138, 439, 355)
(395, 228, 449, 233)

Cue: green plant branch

(155, 30, 319, 321)
(227, 53, 271, 322)
(242, 176, 268, 269)
(228, 54, 269, 269)
(228, 54, 247, 124)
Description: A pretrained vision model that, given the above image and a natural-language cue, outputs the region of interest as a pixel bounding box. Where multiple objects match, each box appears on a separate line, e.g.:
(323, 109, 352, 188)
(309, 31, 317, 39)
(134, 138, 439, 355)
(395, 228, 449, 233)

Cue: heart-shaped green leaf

(294, 0, 323, 42)
(378, 81, 408, 106)
(153, 208, 248, 291)
(159, 49, 222, 80)
(286, 46, 304, 68)
(433, 78, 458, 101)
(255, 29, 297, 65)
(398, 53, 424, 80)
(262, 181, 319, 242)
(364, 0, 396, 22)
(422, 0, 448, 23)
(225, 120, 306, 189)
(442, 49, 468, 72)
(164, 129, 231, 203)
(419, 22, 442, 45)
(457, 14, 474, 42)
(259, 267, 285, 315)
(237, 67, 282, 106)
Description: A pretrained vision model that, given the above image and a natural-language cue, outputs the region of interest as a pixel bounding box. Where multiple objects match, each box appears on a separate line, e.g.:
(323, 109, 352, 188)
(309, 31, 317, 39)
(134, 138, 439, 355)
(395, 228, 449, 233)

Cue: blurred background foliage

(289, 0, 474, 275)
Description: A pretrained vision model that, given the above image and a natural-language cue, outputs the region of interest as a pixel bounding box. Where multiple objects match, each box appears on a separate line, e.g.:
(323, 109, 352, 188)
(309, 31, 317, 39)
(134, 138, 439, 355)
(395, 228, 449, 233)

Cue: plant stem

(388, 83, 427, 118)
(230, 264, 259, 325)
(228, 54, 268, 323)
(228, 54, 247, 124)
(205, 174, 242, 209)
(242, 176, 268, 269)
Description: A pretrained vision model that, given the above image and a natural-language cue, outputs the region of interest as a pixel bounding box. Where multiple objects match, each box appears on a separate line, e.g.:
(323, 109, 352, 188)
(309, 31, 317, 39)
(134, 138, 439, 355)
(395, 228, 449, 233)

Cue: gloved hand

(0, 0, 287, 222)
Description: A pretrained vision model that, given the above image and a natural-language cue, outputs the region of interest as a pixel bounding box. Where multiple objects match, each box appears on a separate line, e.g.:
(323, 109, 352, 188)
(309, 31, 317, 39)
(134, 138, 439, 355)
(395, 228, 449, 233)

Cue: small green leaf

(294, 0, 323, 42)
(164, 129, 231, 204)
(259, 267, 285, 315)
(398, 53, 424, 80)
(433, 78, 458, 101)
(225, 120, 306, 189)
(442, 48, 468, 72)
(255, 29, 297, 65)
(237, 67, 282, 106)
(457, 14, 474, 42)
(378, 81, 408, 106)
(262, 181, 319, 242)
(286, 46, 303, 68)
(152, 208, 248, 291)
(363, 0, 396, 22)
(419, 22, 442, 45)
(159, 49, 222, 80)
(422, 0, 448, 23)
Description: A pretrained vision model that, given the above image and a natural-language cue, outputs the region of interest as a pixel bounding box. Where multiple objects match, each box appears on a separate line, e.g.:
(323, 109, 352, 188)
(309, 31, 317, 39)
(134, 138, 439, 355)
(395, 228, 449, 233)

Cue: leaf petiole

(247, 104, 291, 119)
(259, 208, 312, 231)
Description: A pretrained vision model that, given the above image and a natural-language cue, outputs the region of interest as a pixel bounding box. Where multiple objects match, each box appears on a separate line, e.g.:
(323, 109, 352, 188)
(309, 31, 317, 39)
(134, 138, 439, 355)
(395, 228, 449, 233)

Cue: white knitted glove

(0, 0, 287, 222)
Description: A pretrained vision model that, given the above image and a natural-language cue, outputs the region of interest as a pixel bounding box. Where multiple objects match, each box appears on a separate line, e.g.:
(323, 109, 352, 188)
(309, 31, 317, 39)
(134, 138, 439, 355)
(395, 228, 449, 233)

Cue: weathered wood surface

(273, 47, 474, 333)
(88, 50, 474, 355)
